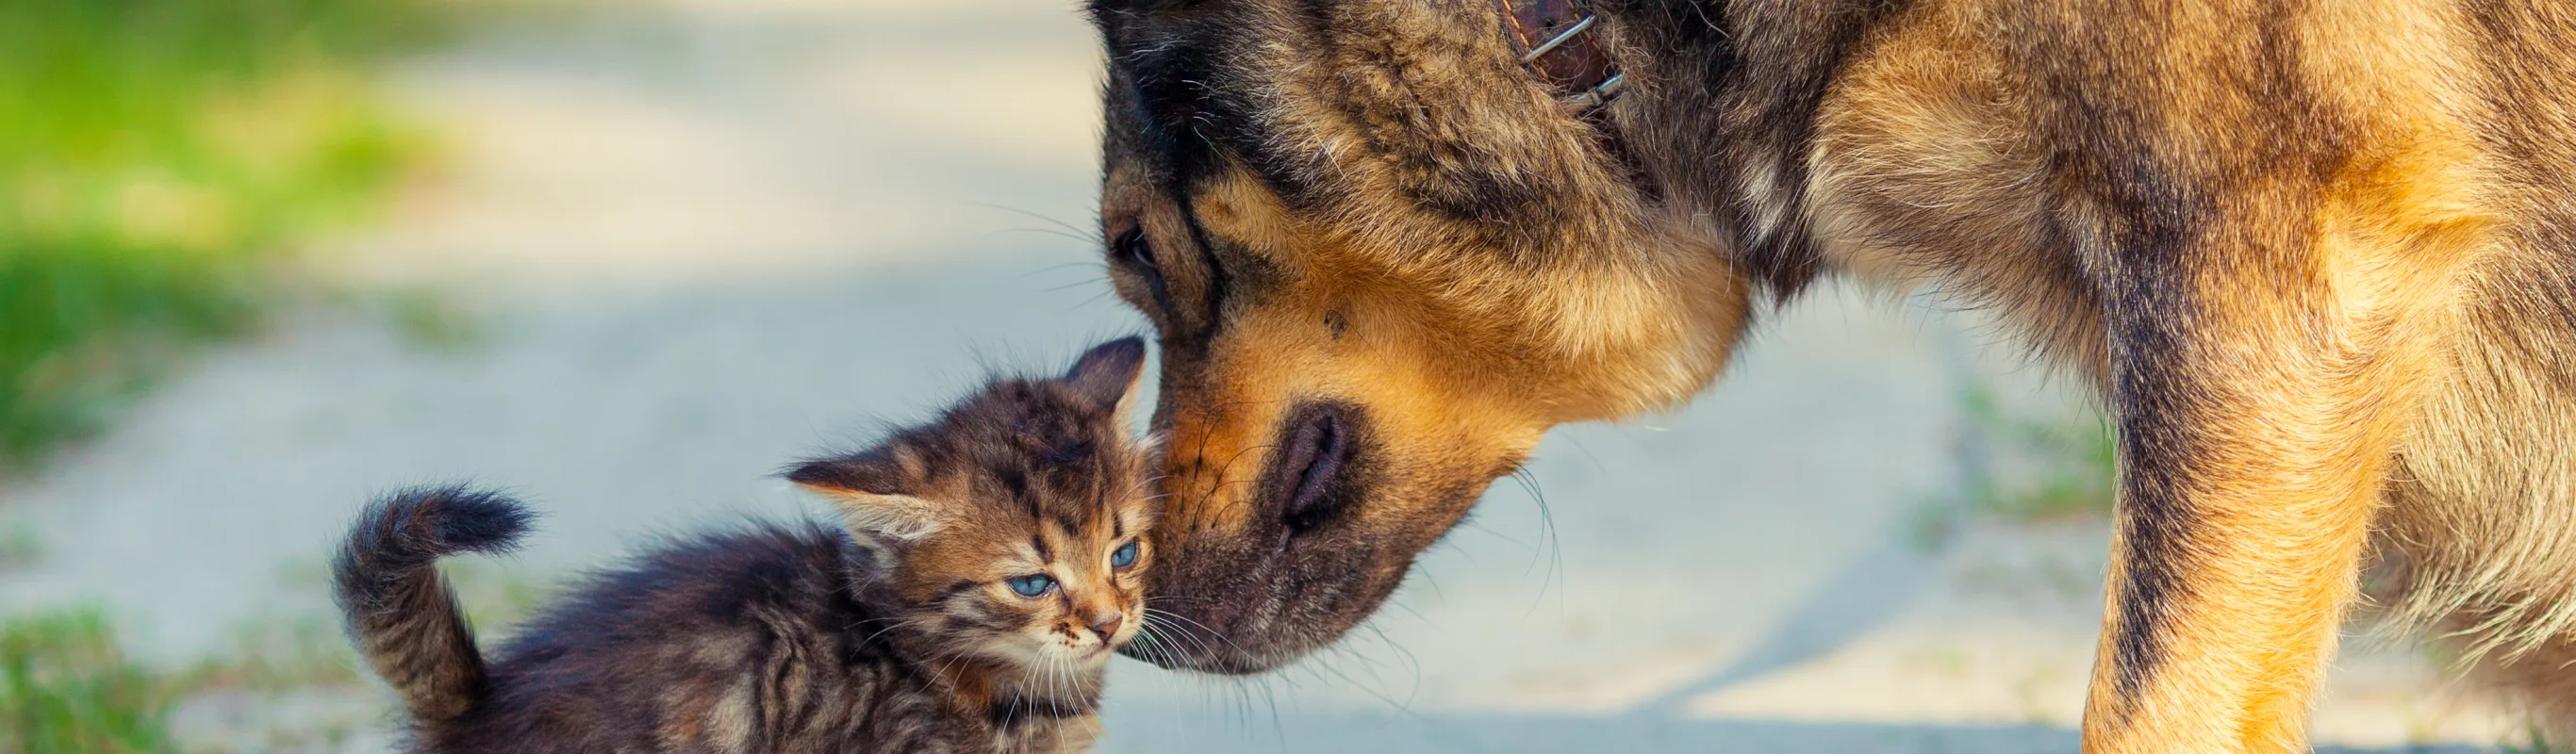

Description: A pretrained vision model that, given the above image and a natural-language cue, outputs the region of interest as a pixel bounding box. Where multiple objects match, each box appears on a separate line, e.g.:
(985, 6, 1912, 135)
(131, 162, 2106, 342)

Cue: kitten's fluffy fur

(333, 338, 1158, 754)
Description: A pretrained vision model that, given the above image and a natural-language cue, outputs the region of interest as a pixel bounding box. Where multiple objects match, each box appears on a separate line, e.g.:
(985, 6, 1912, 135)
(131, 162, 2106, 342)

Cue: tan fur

(1805, 3, 2512, 748)
(1089, 1, 2576, 749)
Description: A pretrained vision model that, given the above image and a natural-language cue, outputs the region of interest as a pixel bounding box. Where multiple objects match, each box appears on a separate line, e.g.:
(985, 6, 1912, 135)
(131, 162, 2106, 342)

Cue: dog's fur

(1085, 0, 2576, 750)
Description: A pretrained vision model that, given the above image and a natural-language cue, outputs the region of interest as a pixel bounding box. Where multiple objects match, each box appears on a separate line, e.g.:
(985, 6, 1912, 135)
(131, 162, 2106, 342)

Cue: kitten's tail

(331, 484, 532, 724)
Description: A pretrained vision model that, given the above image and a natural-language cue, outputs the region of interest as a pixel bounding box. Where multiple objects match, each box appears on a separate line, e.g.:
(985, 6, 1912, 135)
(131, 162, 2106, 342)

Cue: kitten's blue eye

(1110, 542, 1139, 569)
(1007, 575, 1054, 598)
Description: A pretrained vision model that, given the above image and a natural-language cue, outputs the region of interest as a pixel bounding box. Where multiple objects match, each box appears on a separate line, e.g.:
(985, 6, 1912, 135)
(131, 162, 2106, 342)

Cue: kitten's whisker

(1137, 627, 1181, 668)
(1141, 616, 1198, 668)
(1128, 627, 1156, 664)
(1132, 631, 1164, 667)
(1145, 609, 1251, 659)
(1140, 612, 1217, 661)
(1145, 609, 1239, 649)
(1042, 653, 1060, 722)
(850, 615, 931, 647)
(1137, 614, 1197, 659)
(853, 615, 933, 647)
(1123, 474, 1168, 501)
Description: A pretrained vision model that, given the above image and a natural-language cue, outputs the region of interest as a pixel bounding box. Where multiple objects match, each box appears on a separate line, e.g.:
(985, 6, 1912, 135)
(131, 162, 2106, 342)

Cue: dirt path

(0, 1, 2519, 751)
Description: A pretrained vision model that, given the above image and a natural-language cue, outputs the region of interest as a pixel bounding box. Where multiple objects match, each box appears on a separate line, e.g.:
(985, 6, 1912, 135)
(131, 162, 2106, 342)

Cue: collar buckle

(1500, 1, 1624, 113)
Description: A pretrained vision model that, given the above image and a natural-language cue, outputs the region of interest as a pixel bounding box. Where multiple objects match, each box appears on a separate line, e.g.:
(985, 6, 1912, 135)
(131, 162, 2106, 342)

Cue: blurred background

(0, 1, 2530, 751)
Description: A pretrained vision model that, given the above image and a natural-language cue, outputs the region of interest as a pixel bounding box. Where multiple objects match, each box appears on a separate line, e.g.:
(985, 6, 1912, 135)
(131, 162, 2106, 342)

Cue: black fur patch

(2018, 0, 2335, 716)
(1173, 194, 1237, 337)
(2102, 270, 2204, 713)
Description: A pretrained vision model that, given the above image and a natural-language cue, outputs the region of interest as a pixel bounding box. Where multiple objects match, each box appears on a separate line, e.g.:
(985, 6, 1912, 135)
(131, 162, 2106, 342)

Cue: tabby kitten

(332, 338, 1158, 754)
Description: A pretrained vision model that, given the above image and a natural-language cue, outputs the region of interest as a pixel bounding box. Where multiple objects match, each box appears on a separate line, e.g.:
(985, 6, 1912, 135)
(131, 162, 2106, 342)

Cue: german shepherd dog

(1084, 1, 2576, 750)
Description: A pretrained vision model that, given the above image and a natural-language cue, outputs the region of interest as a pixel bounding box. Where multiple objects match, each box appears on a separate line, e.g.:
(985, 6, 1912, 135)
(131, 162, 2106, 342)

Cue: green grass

(1, 607, 386, 754)
(0, 0, 461, 471)
(1, 610, 184, 753)
(2507, 726, 2562, 754)
(1957, 382, 2119, 524)
(0, 558, 556, 752)
(376, 287, 486, 352)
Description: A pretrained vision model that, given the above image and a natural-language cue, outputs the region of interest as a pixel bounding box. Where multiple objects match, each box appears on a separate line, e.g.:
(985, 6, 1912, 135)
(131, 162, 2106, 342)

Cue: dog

(1082, 1, 2576, 750)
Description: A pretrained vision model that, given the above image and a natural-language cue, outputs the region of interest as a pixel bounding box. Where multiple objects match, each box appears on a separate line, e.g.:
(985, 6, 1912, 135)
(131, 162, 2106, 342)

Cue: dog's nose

(1276, 403, 1361, 533)
(1089, 613, 1124, 638)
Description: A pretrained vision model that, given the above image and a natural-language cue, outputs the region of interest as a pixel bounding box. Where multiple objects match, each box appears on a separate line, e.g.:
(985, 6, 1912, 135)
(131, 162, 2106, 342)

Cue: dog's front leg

(2075, 221, 2459, 752)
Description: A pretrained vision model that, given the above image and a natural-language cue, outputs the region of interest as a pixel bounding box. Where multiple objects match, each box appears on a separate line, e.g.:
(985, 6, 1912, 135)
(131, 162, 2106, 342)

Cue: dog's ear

(1062, 336, 1149, 418)
(789, 448, 948, 543)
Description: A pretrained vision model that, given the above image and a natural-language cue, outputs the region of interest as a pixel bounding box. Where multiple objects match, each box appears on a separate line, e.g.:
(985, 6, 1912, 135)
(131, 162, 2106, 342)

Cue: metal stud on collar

(1511, 9, 1624, 113)
(1565, 72, 1625, 111)
(1520, 15, 1597, 63)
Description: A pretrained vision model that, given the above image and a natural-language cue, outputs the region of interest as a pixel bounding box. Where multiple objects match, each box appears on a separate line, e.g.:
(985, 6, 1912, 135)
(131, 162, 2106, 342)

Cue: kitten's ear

(788, 450, 947, 542)
(1062, 336, 1148, 416)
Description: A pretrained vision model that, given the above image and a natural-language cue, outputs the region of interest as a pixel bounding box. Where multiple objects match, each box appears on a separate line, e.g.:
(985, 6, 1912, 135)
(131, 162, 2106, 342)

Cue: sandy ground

(0, 1, 2529, 751)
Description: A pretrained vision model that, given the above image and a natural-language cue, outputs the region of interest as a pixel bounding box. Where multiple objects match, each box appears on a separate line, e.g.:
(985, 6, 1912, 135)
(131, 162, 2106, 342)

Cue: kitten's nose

(1088, 613, 1124, 638)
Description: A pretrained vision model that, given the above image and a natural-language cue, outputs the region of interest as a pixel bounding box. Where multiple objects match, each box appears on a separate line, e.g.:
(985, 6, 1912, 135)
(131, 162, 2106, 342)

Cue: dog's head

(1089, 0, 1754, 673)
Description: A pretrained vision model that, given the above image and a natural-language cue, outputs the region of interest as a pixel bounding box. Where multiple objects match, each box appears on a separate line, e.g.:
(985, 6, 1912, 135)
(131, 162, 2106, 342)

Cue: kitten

(331, 338, 1159, 754)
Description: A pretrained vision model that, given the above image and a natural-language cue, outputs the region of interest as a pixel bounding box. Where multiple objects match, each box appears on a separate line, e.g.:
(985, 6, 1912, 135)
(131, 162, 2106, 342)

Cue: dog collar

(1498, 0, 1625, 112)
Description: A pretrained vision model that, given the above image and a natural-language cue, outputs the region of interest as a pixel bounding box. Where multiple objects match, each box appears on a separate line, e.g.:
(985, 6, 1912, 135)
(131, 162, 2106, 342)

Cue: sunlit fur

(333, 339, 1158, 753)
(791, 338, 1162, 699)
(1089, 1, 2576, 751)
(1092, 1, 1749, 672)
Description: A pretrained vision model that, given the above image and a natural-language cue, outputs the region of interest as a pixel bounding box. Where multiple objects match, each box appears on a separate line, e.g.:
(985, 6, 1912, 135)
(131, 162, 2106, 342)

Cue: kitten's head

(790, 338, 1157, 674)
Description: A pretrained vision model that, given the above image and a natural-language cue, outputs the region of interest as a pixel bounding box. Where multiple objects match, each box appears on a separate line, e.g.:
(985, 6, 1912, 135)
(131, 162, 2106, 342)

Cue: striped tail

(330, 485, 532, 723)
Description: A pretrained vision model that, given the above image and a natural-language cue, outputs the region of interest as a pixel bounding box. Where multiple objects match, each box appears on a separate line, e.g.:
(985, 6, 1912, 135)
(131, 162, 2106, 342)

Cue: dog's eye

(1110, 541, 1139, 569)
(1113, 227, 1160, 278)
(1112, 226, 1180, 320)
(1007, 574, 1055, 598)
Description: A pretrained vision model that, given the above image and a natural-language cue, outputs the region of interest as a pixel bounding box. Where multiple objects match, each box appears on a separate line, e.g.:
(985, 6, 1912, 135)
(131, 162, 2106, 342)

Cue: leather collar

(1497, 0, 1625, 112)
